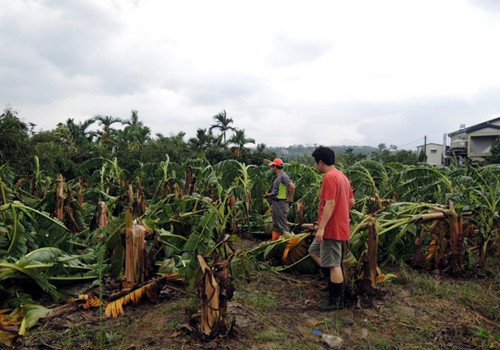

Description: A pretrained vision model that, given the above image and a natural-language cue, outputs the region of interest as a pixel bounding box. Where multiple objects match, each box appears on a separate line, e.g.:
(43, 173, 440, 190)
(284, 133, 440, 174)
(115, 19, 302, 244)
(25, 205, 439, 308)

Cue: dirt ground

(10, 239, 500, 350)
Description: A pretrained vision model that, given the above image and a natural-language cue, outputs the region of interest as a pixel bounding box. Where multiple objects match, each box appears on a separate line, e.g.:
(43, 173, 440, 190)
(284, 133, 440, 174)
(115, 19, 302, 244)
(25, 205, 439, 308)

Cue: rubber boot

(319, 282, 345, 311)
(271, 231, 281, 241)
(319, 267, 330, 291)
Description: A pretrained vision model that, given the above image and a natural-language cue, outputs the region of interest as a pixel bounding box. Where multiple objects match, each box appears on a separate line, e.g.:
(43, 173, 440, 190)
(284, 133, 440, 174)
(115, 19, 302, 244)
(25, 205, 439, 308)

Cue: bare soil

(10, 239, 500, 350)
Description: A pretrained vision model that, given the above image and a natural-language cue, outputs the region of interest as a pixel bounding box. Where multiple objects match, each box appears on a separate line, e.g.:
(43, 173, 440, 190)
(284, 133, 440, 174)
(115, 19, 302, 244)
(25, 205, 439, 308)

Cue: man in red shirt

(308, 146, 355, 311)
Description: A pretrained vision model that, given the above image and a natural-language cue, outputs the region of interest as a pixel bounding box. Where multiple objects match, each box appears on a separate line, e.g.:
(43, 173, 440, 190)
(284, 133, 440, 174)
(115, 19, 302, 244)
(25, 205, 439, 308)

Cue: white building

(416, 143, 445, 167)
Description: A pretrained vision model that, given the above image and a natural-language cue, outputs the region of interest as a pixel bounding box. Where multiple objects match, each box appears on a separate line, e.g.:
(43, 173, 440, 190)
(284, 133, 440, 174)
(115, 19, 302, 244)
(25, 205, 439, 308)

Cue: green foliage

(0, 106, 33, 175)
(2, 106, 500, 342)
(489, 136, 500, 164)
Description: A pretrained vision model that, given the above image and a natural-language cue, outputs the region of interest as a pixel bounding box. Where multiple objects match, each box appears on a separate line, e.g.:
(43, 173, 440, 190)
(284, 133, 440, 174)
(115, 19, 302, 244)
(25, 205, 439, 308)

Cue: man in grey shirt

(267, 158, 295, 240)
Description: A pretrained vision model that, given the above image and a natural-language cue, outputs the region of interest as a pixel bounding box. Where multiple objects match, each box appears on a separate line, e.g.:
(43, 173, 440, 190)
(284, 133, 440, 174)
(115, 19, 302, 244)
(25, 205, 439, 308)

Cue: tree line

(0, 107, 276, 179)
(4, 105, 498, 181)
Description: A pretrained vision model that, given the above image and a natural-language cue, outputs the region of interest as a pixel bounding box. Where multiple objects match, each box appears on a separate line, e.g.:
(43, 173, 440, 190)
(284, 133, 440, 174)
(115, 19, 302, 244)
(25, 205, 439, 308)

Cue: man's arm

(315, 199, 335, 243)
(349, 197, 355, 210)
(286, 182, 295, 203)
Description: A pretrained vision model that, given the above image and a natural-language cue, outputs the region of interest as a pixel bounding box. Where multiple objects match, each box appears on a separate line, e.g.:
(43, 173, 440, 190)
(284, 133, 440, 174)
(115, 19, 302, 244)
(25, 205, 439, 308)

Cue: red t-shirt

(318, 169, 354, 241)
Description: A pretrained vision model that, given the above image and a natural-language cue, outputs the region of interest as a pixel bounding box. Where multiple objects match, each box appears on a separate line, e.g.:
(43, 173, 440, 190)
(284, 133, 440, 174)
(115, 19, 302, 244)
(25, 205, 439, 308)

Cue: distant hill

(266, 145, 378, 159)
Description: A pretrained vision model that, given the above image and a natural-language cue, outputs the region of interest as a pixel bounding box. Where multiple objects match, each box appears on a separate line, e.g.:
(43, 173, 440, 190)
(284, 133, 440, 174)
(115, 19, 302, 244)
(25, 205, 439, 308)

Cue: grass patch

(255, 328, 282, 343)
(234, 289, 277, 311)
(321, 315, 343, 335)
(413, 274, 454, 298)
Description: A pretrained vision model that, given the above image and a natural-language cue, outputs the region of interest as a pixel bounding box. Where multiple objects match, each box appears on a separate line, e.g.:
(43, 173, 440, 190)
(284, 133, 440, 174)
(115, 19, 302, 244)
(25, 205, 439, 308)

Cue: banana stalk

(198, 254, 221, 337)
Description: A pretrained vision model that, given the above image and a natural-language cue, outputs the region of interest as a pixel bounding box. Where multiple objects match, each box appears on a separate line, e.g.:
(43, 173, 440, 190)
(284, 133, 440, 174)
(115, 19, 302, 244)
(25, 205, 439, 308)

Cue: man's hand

(315, 227, 325, 243)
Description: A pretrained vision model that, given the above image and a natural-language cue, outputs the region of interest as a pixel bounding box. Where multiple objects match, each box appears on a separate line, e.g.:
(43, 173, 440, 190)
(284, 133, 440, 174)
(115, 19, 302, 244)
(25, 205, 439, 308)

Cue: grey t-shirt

(271, 172, 292, 199)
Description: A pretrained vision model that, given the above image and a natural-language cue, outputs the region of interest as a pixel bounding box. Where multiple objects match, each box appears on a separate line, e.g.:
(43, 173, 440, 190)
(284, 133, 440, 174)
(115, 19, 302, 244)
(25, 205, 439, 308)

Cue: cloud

(2, 1, 500, 150)
(268, 35, 333, 66)
(470, 0, 500, 12)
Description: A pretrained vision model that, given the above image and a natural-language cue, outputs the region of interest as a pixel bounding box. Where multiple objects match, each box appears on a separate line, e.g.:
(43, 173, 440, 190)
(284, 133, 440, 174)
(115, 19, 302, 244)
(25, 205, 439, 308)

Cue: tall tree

(122, 110, 142, 128)
(120, 110, 151, 151)
(209, 110, 235, 147)
(0, 106, 32, 173)
(94, 115, 123, 140)
(229, 129, 255, 158)
(189, 128, 215, 158)
(58, 118, 97, 144)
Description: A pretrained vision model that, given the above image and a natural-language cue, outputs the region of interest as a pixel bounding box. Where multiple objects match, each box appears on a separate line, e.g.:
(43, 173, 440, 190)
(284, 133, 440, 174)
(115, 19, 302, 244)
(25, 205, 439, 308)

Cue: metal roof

(448, 116, 500, 136)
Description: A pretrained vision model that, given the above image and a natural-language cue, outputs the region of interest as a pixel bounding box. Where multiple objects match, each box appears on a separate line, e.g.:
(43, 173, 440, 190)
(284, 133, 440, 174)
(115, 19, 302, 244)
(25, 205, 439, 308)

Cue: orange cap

(268, 158, 284, 167)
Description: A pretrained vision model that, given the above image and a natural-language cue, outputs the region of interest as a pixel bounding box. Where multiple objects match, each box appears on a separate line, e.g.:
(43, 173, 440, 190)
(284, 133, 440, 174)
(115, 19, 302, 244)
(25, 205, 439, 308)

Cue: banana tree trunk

(449, 202, 464, 274)
(367, 220, 378, 288)
(198, 254, 221, 337)
(295, 201, 305, 227)
(77, 176, 84, 206)
(184, 166, 195, 194)
(197, 253, 234, 339)
(56, 174, 64, 221)
(478, 238, 490, 268)
(98, 201, 108, 227)
(124, 208, 147, 284)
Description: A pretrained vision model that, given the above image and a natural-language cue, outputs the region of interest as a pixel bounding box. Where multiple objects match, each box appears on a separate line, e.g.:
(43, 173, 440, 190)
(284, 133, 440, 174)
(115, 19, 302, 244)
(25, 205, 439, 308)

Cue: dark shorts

(308, 239, 342, 267)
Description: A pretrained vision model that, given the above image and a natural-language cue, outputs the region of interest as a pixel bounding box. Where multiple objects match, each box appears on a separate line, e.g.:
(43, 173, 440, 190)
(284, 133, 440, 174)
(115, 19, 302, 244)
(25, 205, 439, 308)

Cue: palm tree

(94, 115, 123, 140)
(61, 118, 96, 143)
(79, 117, 97, 142)
(122, 110, 142, 128)
(209, 110, 235, 147)
(189, 128, 214, 158)
(120, 110, 151, 151)
(229, 129, 255, 157)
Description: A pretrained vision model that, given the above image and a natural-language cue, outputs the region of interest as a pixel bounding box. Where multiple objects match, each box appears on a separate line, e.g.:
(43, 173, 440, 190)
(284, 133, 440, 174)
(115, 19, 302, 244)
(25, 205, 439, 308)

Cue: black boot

(319, 267, 330, 291)
(319, 282, 345, 311)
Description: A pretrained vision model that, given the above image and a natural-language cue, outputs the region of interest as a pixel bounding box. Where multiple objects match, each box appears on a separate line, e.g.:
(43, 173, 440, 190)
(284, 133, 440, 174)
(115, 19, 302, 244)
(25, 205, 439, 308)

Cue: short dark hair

(312, 146, 335, 165)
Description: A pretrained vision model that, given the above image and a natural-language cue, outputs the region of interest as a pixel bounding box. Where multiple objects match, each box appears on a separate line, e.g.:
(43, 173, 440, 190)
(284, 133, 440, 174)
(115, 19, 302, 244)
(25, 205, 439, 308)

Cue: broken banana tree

(197, 253, 234, 340)
(124, 207, 149, 285)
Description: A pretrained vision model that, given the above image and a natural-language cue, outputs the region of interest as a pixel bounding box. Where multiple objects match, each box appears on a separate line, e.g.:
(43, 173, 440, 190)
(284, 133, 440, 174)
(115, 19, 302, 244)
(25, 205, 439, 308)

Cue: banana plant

(396, 164, 455, 203)
(345, 160, 388, 214)
(280, 163, 322, 224)
(99, 157, 128, 195)
(0, 247, 97, 300)
(1, 200, 70, 259)
(464, 165, 500, 267)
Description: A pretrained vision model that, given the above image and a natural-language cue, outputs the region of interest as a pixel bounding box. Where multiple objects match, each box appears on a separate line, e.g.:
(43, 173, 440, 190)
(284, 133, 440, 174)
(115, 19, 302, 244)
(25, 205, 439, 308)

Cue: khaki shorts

(308, 239, 342, 267)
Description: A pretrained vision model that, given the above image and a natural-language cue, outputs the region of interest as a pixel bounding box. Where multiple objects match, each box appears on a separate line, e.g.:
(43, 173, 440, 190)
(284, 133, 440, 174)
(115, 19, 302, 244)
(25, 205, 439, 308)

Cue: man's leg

(329, 266, 343, 283)
(320, 240, 345, 311)
(273, 201, 289, 240)
(308, 241, 330, 291)
(271, 203, 281, 241)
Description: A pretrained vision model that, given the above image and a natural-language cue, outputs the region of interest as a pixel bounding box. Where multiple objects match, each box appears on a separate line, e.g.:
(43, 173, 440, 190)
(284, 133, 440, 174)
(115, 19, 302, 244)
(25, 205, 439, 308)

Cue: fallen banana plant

(248, 232, 319, 274)
(0, 304, 52, 347)
(0, 247, 97, 300)
(106, 274, 180, 318)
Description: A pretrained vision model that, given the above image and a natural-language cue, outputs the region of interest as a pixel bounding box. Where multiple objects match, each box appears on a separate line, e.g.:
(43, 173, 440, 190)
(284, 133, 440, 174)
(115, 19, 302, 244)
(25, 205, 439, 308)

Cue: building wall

(469, 135, 499, 157)
(417, 143, 444, 167)
(468, 127, 500, 157)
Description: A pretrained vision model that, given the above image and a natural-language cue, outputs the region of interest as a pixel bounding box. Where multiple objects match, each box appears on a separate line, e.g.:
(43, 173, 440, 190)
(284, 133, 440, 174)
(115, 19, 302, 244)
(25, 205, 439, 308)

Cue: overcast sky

(2, 0, 500, 149)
